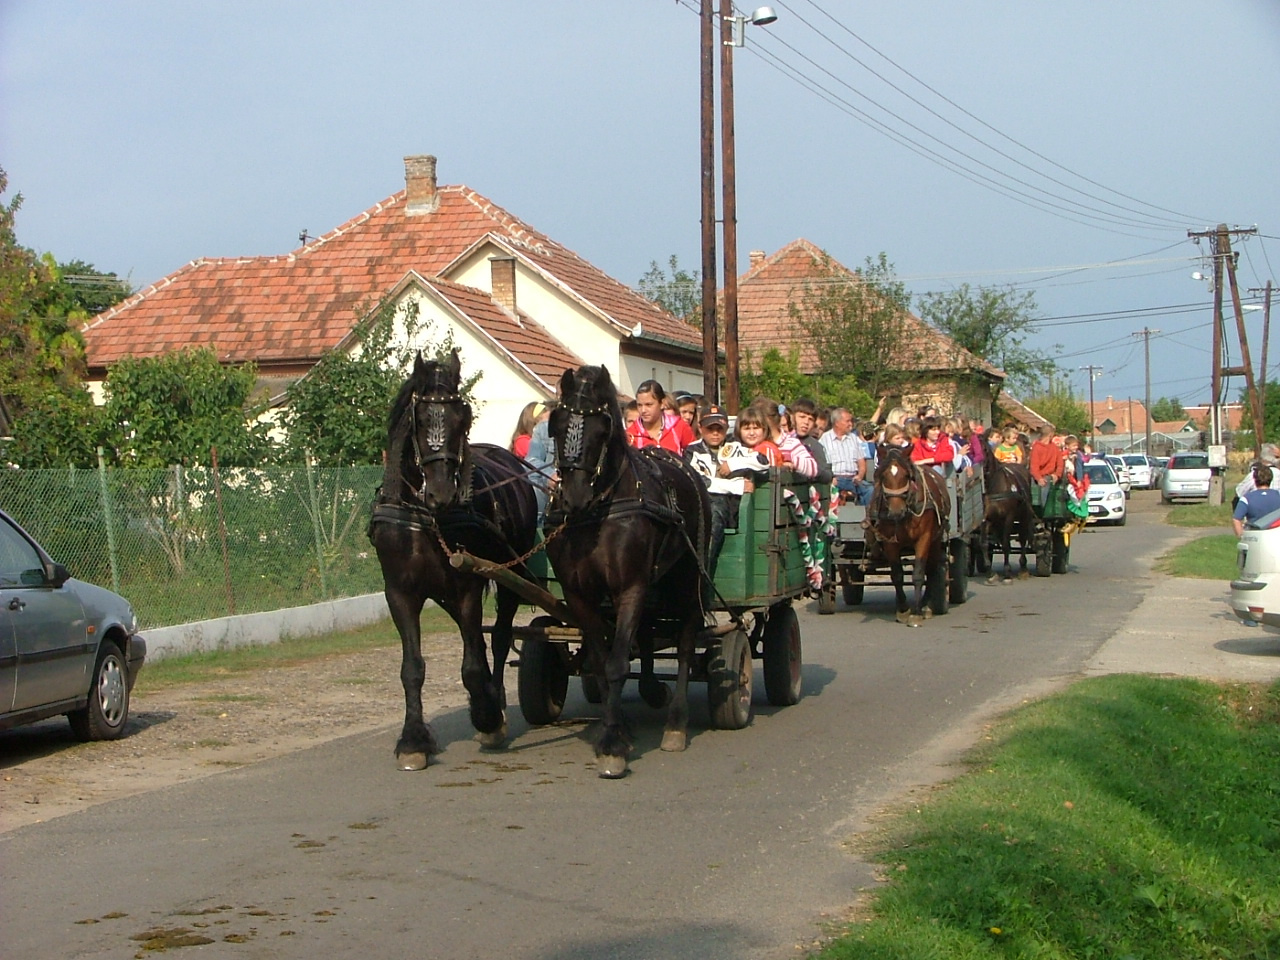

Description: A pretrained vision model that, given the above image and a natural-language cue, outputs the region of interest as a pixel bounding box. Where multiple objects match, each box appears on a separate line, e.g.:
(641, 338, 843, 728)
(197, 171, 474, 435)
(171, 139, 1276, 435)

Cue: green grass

(823, 675, 1280, 960)
(1164, 501, 1234, 527)
(134, 605, 458, 693)
(1155, 533, 1239, 580)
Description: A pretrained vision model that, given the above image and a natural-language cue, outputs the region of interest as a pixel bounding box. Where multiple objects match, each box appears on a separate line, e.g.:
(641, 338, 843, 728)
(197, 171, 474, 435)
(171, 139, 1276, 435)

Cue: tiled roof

(84, 184, 698, 369)
(997, 392, 1053, 430)
(1183, 403, 1240, 431)
(409, 274, 584, 393)
(735, 240, 1003, 379)
(1087, 396, 1152, 434)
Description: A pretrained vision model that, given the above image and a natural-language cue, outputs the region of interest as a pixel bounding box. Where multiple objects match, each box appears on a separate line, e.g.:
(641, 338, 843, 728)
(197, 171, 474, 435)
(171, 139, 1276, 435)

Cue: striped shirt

(820, 430, 866, 478)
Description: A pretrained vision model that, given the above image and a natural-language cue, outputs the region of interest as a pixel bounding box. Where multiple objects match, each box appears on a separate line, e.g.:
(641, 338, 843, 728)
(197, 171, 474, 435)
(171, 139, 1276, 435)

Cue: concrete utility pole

(1133, 327, 1160, 455)
(699, 0, 718, 401)
(1188, 224, 1261, 456)
(1080, 364, 1103, 451)
(1249, 281, 1273, 439)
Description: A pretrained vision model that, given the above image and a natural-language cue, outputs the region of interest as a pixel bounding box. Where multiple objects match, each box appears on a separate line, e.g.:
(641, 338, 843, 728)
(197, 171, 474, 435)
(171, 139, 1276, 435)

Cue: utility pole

(1133, 327, 1160, 456)
(1188, 224, 1261, 456)
(719, 0, 740, 413)
(1249, 280, 1273, 441)
(699, 0, 718, 401)
(1080, 364, 1103, 452)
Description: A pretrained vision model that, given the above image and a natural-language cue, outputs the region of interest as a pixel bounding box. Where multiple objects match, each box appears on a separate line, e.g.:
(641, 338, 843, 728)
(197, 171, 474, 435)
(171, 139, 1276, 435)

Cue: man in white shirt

(1235, 443, 1280, 501)
(820, 408, 870, 503)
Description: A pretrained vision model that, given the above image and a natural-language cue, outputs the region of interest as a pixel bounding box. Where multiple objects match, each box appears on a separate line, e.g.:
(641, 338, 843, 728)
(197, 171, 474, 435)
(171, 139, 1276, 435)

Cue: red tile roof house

(82, 155, 706, 447)
(734, 240, 1006, 423)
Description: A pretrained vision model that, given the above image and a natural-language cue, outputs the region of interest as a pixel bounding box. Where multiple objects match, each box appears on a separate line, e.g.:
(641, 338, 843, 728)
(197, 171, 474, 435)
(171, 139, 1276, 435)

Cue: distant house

(996, 392, 1053, 432)
(83, 155, 704, 446)
(734, 240, 1005, 423)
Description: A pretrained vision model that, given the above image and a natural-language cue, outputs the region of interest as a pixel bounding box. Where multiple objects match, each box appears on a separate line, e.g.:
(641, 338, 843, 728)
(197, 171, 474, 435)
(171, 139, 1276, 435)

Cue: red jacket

(911, 435, 954, 465)
(626, 412, 695, 455)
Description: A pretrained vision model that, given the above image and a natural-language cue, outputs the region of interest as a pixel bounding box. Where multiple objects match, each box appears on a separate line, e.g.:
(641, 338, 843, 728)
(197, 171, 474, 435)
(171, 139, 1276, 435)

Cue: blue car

(0, 508, 146, 739)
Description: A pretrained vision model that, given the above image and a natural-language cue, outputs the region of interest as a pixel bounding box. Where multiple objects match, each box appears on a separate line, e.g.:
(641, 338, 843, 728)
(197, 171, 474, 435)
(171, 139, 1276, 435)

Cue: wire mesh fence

(0, 463, 386, 629)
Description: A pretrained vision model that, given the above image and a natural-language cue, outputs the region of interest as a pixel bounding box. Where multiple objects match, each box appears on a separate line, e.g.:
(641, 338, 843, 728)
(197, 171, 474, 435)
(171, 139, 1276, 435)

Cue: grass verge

(1155, 533, 1238, 580)
(825, 675, 1280, 960)
(1164, 502, 1233, 527)
(134, 605, 458, 694)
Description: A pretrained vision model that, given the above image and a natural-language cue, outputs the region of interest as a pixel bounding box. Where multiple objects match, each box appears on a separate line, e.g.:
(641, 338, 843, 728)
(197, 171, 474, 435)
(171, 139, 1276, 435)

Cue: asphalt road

(1, 494, 1182, 960)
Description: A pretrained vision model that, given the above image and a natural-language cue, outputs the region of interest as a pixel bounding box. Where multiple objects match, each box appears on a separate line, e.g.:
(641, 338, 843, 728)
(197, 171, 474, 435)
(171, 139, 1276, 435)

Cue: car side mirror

(48, 562, 71, 587)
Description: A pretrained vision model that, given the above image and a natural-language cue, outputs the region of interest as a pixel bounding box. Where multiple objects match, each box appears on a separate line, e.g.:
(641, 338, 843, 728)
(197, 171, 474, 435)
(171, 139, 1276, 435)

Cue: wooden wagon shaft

(448, 550, 574, 623)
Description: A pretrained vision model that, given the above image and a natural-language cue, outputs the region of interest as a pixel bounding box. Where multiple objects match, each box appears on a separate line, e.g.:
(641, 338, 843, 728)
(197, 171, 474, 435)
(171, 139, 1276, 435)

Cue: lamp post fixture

(700, 2, 776, 408)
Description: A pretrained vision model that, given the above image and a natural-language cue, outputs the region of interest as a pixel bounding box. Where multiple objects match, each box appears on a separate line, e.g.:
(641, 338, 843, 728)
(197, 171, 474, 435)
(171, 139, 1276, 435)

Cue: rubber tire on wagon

(1051, 530, 1070, 574)
(841, 566, 865, 606)
(1033, 530, 1053, 578)
(927, 554, 950, 616)
(762, 604, 802, 707)
(948, 539, 969, 604)
(517, 617, 570, 725)
(707, 628, 753, 730)
(68, 641, 130, 742)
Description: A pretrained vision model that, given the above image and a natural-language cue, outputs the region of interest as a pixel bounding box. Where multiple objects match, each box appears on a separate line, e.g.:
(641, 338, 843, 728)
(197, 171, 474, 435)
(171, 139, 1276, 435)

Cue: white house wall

(451, 246, 620, 376)
(386, 287, 532, 448)
(618, 354, 703, 400)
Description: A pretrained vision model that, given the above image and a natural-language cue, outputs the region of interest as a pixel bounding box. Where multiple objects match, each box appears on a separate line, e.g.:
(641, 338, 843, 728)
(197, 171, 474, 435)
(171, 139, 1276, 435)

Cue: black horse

(545, 366, 711, 778)
(369, 350, 538, 770)
(868, 445, 951, 626)
(981, 457, 1036, 582)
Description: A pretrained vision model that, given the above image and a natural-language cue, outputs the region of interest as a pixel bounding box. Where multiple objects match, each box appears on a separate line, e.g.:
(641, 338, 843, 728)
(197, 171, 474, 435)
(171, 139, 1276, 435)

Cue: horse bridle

(407, 389, 473, 505)
(877, 450, 925, 520)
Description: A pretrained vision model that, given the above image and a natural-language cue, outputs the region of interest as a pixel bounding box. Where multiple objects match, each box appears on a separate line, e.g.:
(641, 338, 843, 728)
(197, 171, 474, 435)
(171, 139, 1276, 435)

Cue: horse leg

(473, 585, 518, 749)
(597, 587, 645, 778)
(660, 611, 697, 753)
(1017, 512, 1032, 579)
(456, 583, 504, 746)
(388, 587, 439, 770)
(637, 617, 671, 709)
(887, 553, 911, 624)
(912, 552, 927, 619)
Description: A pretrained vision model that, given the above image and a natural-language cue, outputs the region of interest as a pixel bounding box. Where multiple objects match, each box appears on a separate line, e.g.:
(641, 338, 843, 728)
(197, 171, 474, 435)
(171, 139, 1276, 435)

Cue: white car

(1230, 526, 1280, 631)
(1104, 455, 1132, 496)
(1160, 451, 1211, 502)
(1121, 454, 1154, 490)
(1084, 460, 1127, 525)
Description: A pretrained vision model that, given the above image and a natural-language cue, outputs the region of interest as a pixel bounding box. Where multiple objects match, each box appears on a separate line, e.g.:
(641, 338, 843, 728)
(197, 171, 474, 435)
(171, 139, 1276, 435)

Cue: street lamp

(700, 1, 776, 409)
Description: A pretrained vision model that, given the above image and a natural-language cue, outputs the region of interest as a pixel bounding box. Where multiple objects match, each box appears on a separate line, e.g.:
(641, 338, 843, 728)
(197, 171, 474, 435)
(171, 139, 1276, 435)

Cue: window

(0, 518, 45, 587)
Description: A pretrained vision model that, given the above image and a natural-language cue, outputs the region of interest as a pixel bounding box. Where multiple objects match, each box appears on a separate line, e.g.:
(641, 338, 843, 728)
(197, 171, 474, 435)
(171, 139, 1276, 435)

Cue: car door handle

(8, 597, 24, 611)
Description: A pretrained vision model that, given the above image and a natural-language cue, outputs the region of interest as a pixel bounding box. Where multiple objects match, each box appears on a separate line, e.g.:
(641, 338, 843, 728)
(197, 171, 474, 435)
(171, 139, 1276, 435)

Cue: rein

(406, 389, 473, 505)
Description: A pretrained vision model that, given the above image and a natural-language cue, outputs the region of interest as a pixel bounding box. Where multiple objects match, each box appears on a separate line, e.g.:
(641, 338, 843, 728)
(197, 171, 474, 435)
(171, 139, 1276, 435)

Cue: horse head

(548, 365, 624, 514)
(387, 349, 474, 510)
(875, 444, 916, 520)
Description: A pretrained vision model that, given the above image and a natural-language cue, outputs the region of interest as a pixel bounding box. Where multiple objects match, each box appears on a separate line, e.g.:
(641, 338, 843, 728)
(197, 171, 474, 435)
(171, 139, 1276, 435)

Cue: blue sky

(3, 1, 1278, 408)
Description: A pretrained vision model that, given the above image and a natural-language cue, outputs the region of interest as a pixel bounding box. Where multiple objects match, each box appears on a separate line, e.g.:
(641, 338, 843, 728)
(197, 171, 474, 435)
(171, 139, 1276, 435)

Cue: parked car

(1160, 451, 1212, 503)
(1085, 460, 1127, 525)
(1122, 454, 1155, 490)
(0, 508, 146, 739)
(1104, 455, 1132, 497)
(1230, 525, 1280, 632)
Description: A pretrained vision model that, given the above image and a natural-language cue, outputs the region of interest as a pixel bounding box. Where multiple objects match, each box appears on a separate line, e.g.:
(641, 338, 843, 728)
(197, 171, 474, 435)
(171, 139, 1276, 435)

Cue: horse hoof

(660, 730, 687, 752)
(986, 574, 999, 585)
(474, 722, 508, 750)
(396, 751, 429, 771)
(1018, 571, 1030, 580)
(921, 607, 934, 620)
(598, 755, 629, 779)
(896, 610, 913, 624)
(906, 615, 923, 628)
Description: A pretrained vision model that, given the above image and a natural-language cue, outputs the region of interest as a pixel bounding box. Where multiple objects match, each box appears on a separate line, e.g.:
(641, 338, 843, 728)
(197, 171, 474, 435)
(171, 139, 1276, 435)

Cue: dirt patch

(0, 630, 468, 833)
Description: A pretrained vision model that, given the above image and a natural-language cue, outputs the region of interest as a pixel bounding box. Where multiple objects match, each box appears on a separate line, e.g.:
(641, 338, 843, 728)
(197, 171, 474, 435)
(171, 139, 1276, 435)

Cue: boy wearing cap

(685, 404, 767, 584)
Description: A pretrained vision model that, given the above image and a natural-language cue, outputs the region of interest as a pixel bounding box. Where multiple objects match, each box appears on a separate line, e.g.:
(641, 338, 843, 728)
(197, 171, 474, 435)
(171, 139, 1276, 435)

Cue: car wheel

(1115, 511, 1127, 527)
(68, 641, 130, 741)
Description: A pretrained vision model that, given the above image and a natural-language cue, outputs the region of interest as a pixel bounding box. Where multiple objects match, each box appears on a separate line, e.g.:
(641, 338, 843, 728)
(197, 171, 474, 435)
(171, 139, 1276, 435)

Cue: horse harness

(872, 455, 951, 536)
(405, 387, 474, 505)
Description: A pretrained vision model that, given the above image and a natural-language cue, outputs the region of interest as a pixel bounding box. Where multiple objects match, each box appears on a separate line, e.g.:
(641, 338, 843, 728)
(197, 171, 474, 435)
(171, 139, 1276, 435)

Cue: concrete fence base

(144, 592, 396, 661)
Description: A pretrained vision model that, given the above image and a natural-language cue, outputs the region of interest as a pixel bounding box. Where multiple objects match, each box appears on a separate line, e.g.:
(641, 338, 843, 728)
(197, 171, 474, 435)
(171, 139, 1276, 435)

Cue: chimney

(490, 256, 517, 313)
(404, 155, 438, 215)
(749, 250, 766, 269)
(1106, 395, 1114, 410)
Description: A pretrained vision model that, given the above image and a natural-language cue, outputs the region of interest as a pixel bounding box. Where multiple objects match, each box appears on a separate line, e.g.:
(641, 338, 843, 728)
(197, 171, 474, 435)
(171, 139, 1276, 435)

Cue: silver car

(1160, 452, 1212, 503)
(0, 508, 146, 739)
(1122, 454, 1155, 490)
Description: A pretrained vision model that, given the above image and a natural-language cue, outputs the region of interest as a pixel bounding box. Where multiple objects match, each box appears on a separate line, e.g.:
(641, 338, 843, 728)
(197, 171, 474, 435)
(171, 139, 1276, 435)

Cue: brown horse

(869, 445, 951, 627)
(981, 457, 1036, 582)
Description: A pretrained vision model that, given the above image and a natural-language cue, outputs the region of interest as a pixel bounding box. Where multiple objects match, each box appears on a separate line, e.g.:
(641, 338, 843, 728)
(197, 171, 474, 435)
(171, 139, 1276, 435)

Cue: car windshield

(1171, 454, 1209, 470)
(1122, 455, 1146, 466)
(1085, 462, 1117, 483)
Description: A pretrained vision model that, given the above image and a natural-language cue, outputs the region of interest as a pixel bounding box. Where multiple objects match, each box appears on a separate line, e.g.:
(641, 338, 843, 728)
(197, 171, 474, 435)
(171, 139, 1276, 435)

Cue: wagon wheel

(1052, 528, 1071, 574)
(817, 579, 836, 615)
(517, 617, 569, 726)
(973, 529, 992, 574)
(1033, 529, 1053, 578)
(841, 565, 865, 606)
(927, 554, 950, 616)
(762, 604, 803, 707)
(947, 539, 969, 605)
(707, 628, 753, 730)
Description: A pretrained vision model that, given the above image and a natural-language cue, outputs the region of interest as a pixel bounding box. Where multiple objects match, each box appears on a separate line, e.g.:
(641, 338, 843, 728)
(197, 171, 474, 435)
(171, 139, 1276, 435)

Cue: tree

(740, 346, 809, 407)
(6, 388, 103, 468)
(101, 348, 274, 468)
(282, 296, 478, 465)
(1149, 396, 1186, 422)
(916, 283, 1054, 396)
(638, 254, 700, 322)
(791, 251, 922, 400)
(1016, 387, 1090, 436)
(49, 258, 131, 317)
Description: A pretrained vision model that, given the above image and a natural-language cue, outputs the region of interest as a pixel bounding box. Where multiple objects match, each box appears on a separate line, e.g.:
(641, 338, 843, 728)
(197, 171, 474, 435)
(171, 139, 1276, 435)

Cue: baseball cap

(700, 404, 729, 427)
